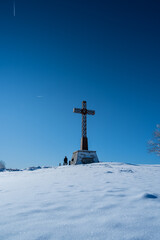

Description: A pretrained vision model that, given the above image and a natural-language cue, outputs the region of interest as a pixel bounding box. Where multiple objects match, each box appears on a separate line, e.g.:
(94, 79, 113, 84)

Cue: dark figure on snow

(63, 156, 68, 165)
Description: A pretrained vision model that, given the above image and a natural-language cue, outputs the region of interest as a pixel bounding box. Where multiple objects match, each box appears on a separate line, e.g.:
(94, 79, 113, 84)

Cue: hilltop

(0, 163, 160, 240)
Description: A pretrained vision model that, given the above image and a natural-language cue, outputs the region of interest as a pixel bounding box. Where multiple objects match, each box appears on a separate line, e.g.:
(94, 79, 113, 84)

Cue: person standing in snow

(63, 156, 68, 165)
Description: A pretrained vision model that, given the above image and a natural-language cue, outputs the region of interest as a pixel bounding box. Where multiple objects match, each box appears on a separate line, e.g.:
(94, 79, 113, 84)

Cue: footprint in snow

(120, 169, 134, 173)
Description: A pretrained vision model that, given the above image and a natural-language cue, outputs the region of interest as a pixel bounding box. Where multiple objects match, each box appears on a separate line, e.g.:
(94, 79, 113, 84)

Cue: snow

(0, 162, 160, 240)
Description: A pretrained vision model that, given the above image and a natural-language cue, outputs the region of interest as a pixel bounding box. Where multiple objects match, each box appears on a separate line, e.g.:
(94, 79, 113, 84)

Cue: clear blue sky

(0, 0, 160, 168)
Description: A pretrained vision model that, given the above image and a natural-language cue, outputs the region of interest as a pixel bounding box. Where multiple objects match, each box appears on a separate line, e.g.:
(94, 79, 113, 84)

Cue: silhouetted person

(63, 156, 68, 165)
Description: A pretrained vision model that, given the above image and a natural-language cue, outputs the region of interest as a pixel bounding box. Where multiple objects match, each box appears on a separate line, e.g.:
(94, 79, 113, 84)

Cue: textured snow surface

(0, 162, 160, 240)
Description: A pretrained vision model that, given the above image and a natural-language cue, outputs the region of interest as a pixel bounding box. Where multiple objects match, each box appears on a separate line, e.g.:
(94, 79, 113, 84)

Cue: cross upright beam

(73, 101, 95, 150)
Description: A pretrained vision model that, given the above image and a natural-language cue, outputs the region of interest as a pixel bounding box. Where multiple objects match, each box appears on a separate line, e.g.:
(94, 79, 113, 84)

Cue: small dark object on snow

(143, 193, 158, 199)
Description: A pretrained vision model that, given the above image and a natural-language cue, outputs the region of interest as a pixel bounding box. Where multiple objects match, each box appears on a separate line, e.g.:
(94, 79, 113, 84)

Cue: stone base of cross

(70, 150, 99, 165)
(73, 101, 95, 150)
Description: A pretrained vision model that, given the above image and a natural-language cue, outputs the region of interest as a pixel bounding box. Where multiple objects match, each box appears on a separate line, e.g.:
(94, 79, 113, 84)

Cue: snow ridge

(0, 162, 160, 240)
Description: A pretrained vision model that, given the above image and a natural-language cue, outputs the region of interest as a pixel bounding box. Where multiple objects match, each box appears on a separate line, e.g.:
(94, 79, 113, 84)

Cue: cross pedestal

(70, 101, 99, 165)
(70, 150, 99, 165)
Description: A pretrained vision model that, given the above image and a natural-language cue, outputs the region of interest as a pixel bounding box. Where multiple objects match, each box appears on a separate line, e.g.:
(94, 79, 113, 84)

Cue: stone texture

(70, 150, 99, 165)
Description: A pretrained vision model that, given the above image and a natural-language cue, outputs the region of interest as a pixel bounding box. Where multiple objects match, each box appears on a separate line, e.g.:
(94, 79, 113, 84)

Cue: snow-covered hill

(0, 162, 160, 240)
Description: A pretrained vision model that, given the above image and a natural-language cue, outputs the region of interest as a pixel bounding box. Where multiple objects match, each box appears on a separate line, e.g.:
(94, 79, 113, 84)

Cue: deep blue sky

(0, 0, 160, 168)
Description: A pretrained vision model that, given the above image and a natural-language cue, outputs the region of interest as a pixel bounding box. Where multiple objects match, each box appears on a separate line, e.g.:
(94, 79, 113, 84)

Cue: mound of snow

(0, 162, 160, 240)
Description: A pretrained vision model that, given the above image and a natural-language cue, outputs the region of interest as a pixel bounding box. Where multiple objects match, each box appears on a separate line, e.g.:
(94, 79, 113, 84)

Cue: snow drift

(0, 162, 160, 240)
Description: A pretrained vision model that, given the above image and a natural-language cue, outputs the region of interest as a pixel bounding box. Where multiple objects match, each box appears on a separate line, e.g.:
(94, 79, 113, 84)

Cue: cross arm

(87, 110, 95, 115)
(73, 108, 82, 114)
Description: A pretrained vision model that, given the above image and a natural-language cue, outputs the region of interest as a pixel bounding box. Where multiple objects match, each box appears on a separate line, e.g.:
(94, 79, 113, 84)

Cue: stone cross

(73, 101, 95, 150)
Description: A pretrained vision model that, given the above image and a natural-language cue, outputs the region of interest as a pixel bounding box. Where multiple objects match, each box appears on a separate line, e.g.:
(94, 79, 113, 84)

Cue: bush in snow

(27, 166, 41, 171)
(0, 160, 6, 171)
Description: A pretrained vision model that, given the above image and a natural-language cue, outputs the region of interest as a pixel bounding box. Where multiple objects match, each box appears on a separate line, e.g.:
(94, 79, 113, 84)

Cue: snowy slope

(0, 162, 160, 240)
